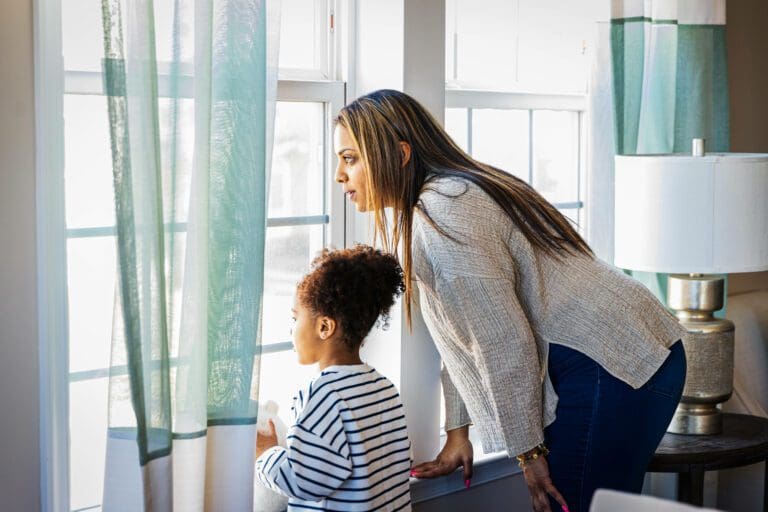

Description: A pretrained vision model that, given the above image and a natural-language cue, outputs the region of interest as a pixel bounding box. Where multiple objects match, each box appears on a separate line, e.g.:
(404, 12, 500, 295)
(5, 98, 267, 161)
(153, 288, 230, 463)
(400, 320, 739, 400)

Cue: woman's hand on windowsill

(410, 425, 474, 486)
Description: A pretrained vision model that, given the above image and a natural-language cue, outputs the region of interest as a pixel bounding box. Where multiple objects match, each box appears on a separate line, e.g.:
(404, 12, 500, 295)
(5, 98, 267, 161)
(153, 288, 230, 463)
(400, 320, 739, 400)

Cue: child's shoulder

(304, 364, 387, 401)
(290, 365, 382, 419)
(312, 364, 380, 394)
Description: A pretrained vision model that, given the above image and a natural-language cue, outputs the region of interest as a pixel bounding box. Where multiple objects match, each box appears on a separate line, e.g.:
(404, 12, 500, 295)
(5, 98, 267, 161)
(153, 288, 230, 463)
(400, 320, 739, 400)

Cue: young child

(255, 245, 412, 511)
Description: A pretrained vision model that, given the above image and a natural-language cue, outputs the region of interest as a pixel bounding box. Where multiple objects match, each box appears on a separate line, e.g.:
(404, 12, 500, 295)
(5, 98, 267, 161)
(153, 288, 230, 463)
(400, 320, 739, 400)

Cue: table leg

(677, 466, 705, 507)
(763, 460, 767, 512)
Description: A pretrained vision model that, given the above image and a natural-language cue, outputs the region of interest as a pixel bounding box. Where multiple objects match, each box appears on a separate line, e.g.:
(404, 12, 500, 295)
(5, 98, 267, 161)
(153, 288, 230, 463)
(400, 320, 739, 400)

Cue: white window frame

(39, 1, 348, 510)
(255, 78, 347, 354)
(59, 81, 346, 346)
(445, 88, 589, 234)
(441, 80, 590, 469)
(408, 4, 591, 495)
(36, 0, 70, 509)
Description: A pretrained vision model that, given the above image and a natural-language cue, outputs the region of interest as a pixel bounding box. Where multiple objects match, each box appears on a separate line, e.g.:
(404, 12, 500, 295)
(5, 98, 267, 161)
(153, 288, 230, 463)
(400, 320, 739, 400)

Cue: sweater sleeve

(415, 181, 545, 456)
(441, 363, 472, 431)
(434, 273, 545, 456)
(254, 388, 352, 500)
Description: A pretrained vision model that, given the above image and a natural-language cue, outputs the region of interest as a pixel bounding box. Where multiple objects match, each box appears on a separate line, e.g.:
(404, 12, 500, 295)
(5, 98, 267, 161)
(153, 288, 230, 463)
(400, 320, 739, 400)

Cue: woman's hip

(543, 340, 686, 510)
(546, 340, 686, 409)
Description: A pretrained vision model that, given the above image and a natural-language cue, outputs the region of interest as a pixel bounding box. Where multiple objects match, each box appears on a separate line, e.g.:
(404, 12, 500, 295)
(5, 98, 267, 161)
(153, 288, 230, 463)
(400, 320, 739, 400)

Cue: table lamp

(614, 140, 768, 435)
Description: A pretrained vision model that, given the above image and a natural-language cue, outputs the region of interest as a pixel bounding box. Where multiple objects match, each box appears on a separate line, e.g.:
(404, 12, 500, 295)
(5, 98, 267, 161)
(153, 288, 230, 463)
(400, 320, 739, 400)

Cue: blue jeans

(544, 340, 686, 512)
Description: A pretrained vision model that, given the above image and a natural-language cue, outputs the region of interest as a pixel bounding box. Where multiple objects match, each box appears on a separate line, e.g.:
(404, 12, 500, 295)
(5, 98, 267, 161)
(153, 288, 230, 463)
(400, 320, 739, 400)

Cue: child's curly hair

(296, 245, 406, 349)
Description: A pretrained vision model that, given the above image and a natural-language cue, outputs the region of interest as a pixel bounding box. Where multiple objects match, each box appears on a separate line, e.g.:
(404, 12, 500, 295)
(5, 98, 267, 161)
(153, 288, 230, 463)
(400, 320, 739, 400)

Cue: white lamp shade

(614, 153, 768, 274)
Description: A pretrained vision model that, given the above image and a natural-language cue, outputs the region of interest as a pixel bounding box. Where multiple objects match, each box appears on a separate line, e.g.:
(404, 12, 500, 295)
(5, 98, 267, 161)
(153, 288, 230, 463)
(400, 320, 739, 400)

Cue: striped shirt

(255, 364, 412, 511)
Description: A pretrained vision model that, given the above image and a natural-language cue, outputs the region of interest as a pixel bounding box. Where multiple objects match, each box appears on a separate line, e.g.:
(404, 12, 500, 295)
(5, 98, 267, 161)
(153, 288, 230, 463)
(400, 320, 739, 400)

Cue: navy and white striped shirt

(255, 364, 412, 511)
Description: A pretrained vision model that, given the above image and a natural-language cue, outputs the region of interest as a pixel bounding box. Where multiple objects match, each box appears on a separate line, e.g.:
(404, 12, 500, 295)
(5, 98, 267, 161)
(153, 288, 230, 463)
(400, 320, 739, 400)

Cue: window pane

(257, 350, 318, 425)
(63, 1, 194, 72)
(152, 1, 195, 66)
(444, 108, 468, 152)
(166, 232, 188, 358)
(69, 377, 109, 511)
(279, 0, 326, 72)
(439, 388, 446, 433)
(471, 109, 529, 182)
(262, 224, 326, 345)
(64, 96, 196, 231)
(558, 208, 581, 233)
(158, 97, 196, 224)
(516, 1, 600, 94)
(532, 111, 579, 204)
(445, 0, 517, 88)
(446, 0, 600, 93)
(270, 102, 325, 218)
(62, 0, 105, 72)
(64, 95, 115, 229)
(67, 237, 116, 374)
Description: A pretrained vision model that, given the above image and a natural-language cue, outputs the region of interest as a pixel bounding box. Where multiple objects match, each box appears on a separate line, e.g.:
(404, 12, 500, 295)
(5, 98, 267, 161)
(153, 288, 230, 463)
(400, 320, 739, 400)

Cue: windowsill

(410, 451, 522, 504)
(70, 454, 520, 512)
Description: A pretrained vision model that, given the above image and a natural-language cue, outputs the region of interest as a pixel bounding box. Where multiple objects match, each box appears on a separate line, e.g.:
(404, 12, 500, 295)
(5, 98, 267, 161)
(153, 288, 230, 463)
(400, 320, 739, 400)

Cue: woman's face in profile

(334, 124, 369, 212)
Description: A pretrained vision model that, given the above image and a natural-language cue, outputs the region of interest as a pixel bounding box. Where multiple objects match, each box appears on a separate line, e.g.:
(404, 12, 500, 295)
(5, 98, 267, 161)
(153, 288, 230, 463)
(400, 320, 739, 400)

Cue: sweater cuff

(442, 367, 472, 430)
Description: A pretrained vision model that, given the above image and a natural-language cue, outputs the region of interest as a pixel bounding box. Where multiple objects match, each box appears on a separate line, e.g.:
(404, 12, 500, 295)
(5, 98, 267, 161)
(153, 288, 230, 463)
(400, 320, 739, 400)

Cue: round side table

(648, 413, 768, 510)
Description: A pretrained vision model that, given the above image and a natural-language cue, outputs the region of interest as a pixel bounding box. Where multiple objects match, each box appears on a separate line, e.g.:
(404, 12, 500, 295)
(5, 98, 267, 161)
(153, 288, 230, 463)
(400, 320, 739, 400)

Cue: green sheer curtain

(100, 0, 277, 510)
(610, 0, 729, 302)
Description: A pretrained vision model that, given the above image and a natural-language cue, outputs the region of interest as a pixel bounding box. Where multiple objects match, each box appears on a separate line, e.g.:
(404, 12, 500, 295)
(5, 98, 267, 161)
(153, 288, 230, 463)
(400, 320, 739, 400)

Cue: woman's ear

(317, 316, 337, 340)
(399, 141, 411, 169)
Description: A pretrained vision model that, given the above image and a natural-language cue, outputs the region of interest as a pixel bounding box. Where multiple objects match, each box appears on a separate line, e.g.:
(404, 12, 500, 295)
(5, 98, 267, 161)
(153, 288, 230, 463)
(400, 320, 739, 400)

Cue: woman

(333, 89, 686, 512)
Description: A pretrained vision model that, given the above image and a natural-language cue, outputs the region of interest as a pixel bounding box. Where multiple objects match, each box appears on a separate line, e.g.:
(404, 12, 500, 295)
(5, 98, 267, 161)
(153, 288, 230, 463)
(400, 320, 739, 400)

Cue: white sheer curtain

(99, 1, 280, 510)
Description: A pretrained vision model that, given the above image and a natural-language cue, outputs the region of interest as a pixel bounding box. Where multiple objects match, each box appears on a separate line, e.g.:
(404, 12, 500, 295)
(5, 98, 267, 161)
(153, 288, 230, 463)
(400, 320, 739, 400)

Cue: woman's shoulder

(418, 174, 485, 203)
(419, 174, 497, 217)
(415, 174, 506, 233)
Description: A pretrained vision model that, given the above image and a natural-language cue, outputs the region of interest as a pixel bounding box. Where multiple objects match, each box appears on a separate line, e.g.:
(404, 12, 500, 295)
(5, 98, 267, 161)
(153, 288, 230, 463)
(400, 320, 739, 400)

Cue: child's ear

(317, 316, 337, 340)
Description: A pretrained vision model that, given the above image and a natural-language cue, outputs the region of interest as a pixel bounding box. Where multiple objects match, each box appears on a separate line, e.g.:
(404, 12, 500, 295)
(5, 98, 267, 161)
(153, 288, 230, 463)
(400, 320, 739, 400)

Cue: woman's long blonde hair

(335, 89, 593, 324)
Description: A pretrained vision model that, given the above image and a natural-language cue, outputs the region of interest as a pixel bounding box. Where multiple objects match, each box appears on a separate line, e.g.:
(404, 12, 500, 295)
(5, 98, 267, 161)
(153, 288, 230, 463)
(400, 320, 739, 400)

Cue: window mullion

(577, 111, 584, 231)
(445, 89, 587, 111)
(467, 107, 473, 156)
(528, 109, 534, 185)
(63, 71, 346, 104)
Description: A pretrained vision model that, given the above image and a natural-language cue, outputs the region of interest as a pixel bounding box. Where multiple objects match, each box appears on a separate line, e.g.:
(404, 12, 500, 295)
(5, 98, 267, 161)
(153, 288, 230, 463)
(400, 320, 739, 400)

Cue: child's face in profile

(291, 294, 359, 370)
(291, 297, 322, 365)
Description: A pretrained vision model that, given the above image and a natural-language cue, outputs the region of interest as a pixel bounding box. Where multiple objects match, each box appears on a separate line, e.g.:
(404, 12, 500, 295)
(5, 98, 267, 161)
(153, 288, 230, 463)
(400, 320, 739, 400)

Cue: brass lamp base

(666, 274, 734, 435)
(669, 403, 723, 434)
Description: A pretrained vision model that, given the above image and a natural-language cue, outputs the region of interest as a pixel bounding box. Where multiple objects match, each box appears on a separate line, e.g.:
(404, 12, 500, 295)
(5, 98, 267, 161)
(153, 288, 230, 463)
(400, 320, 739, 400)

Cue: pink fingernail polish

(465, 479, 471, 489)
(562, 506, 569, 512)
(410, 471, 416, 477)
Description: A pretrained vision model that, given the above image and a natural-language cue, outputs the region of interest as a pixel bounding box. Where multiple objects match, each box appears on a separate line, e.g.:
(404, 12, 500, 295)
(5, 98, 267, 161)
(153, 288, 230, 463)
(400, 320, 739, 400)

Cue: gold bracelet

(515, 443, 550, 468)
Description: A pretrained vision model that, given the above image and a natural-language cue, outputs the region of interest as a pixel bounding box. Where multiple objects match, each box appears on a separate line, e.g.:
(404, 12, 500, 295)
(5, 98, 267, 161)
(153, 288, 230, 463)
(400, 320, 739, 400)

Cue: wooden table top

(649, 413, 768, 472)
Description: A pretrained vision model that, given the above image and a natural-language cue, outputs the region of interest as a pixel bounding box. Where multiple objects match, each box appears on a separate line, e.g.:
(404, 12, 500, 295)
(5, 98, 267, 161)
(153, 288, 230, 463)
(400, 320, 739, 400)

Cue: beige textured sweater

(411, 176, 686, 457)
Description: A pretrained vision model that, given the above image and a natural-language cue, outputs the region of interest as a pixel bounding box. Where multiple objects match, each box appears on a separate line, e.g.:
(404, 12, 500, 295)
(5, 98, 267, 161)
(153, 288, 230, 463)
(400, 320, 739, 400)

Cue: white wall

(0, 0, 41, 510)
(718, 3, 768, 511)
(726, 0, 768, 296)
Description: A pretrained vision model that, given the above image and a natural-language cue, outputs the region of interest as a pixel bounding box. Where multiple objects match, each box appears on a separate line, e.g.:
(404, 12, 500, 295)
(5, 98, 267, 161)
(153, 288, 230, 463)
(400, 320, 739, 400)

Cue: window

(257, 82, 346, 429)
(43, 1, 606, 508)
(443, 0, 602, 235)
(60, 1, 345, 510)
(440, 0, 598, 449)
(444, 94, 586, 230)
(445, 0, 596, 94)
